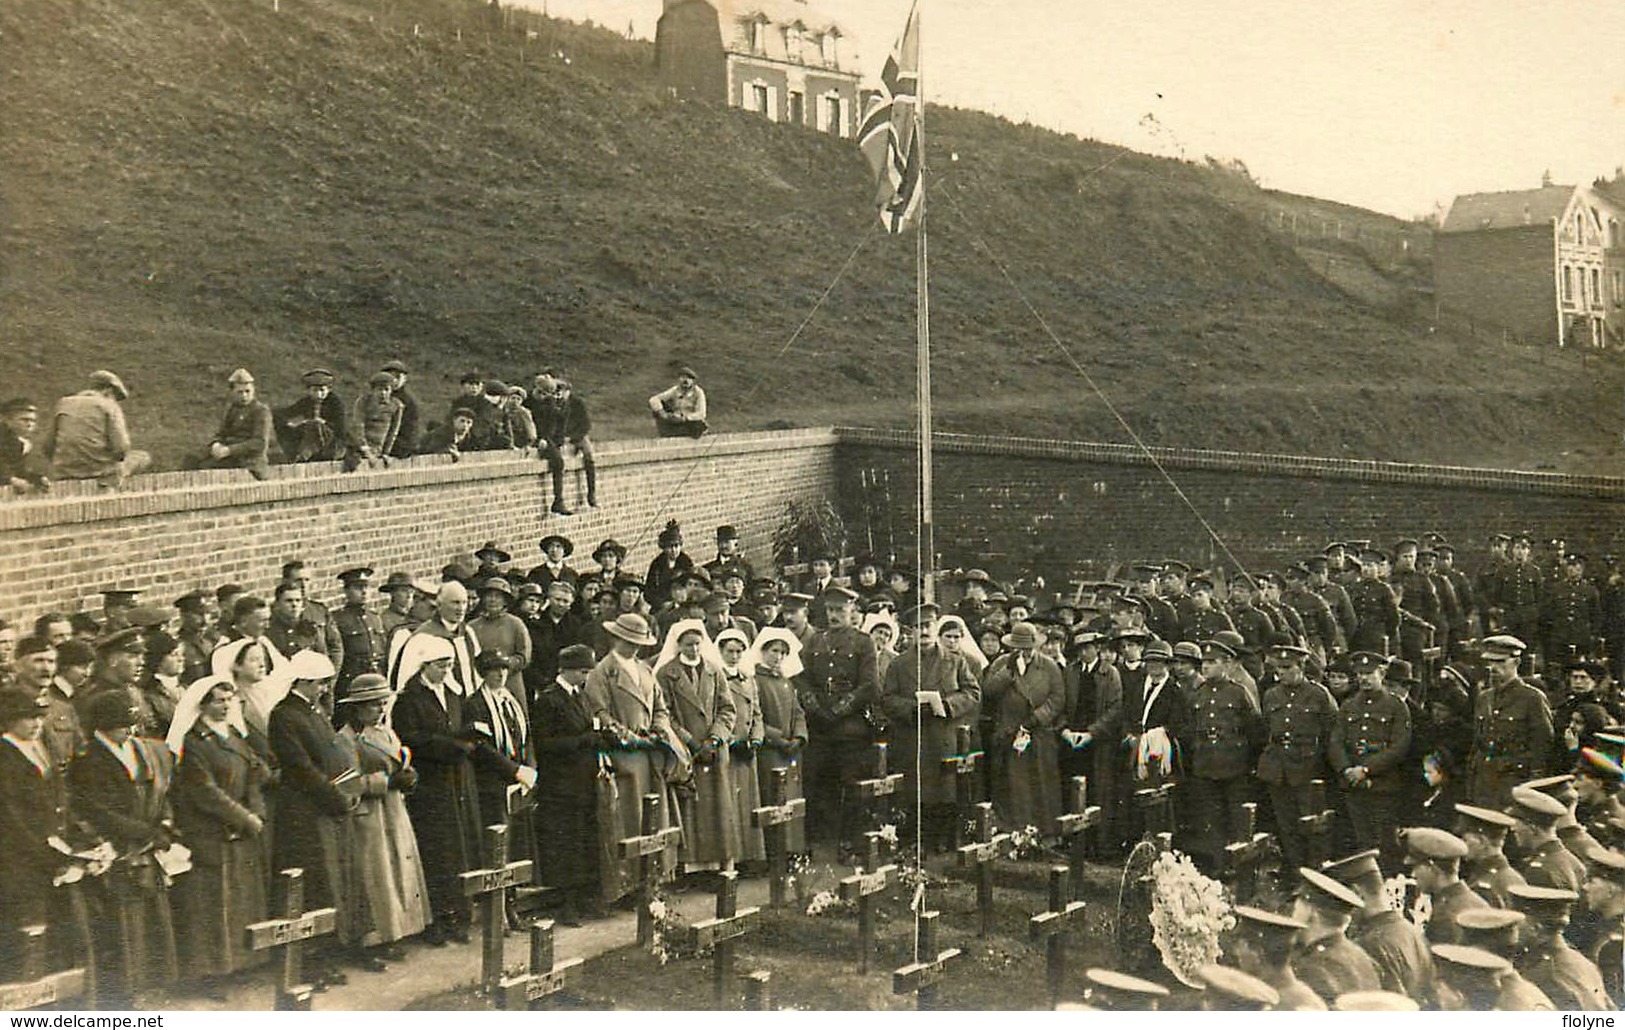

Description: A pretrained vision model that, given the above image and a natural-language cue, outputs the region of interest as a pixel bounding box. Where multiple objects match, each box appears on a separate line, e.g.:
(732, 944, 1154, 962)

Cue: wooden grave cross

(495, 919, 584, 1010)
(853, 741, 904, 826)
(618, 792, 683, 947)
(1053, 775, 1102, 895)
(941, 725, 985, 848)
(1222, 801, 1276, 901)
(838, 831, 898, 973)
(1133, 782, 1177, 851)
(956, 801, 1012, 937)
(675, 869, 761, 1009)
(1028, 866, 1088, 1010)
(740, 969, 773, 1011)
(1299, 778, 1338, 867)
(246, 867, 337, 1011)
(0, 924, 87, 1011)
(751, 766, 806, 908)
(462, 823, 535, 990)
(892, 910, 963, 1010)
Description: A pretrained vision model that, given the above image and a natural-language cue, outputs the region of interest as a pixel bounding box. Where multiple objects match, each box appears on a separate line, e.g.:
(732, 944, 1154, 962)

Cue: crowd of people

(0, 364, 713, 514)
(0, 519, 1621, 1010)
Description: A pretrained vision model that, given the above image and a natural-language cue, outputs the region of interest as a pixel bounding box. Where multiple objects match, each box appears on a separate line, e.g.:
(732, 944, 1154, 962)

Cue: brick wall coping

(0, 428, 839, 533)
(833, 427, 1625, 499)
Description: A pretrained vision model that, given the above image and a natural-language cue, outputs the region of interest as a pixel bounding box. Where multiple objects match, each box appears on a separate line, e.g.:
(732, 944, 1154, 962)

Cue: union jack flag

(858, 2, 921, 234)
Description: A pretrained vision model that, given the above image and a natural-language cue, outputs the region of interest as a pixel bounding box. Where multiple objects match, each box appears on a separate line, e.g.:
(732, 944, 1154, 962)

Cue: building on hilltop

(656, 0, 860, 138)
(1434, 181, 1624, 348)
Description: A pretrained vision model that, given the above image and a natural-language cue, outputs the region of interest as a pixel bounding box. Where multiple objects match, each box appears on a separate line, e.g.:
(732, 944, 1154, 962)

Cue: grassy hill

(2, 0, 1621, 474)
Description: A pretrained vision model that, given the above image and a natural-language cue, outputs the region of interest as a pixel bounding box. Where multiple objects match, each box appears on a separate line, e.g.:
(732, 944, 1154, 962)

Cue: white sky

(518, 0, 1625, 218)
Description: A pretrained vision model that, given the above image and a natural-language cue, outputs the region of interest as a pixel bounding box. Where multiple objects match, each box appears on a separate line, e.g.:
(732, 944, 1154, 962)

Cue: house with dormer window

(1434, 181, 1625, 348)
(656, 0, 861, 138)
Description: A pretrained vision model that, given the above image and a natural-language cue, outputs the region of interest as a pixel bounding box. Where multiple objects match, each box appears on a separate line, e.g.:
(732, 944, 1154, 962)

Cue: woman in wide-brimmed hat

(583, 613, 688, 903)
(982, 621, 1067, 837)
(337, 674, 430, 954)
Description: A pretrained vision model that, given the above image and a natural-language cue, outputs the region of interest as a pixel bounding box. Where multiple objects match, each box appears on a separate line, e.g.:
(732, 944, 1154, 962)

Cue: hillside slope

(1, 0, 1620, 474)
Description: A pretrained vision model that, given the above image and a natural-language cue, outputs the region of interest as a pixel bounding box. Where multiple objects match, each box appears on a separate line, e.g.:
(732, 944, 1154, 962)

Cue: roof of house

(728, 0, 841, 32)
(1439, 185, 1575, 234)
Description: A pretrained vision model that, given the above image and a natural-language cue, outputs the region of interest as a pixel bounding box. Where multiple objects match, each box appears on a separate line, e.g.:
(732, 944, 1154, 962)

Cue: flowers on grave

(805, 889, 844, 917)
(1147, 849, 1234, 987)
(1004, 824, 1044, 861)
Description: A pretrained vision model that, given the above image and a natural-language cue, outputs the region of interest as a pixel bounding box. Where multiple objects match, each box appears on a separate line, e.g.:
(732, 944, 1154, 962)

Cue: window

(1577, 213, 1586, 242)
(821, 31, 839, 68)
(825, 96, 843, 136)
(786, 24, 803, 62)
(747, 18, 764, 55)
(1563, 265, 1573, 302)
(1592, 268, 1602, 307)
(1579, 269, 1587, 308)
(788, 91, 805, 126)
(751, 83, 769, 114)
(1613, 270, 1623, 307)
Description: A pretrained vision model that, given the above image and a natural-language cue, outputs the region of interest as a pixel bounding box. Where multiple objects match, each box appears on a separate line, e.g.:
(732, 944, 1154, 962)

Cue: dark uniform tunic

(1353, 908, 1435, 999)
(1424, 879, 1488, 944)
(799, 625, 880, 851)
(1292, 928, 1382, 1002)
(1181, 673, 1262, 864)
(1542, 576, 1599, 665)
(1348, 578, 1401, 654)
(1256, 678, 1339, 867)
(1521, 935, 1613, 1010)
(1463, 851, 1527, 908)
(1329, 685, 1411, 863)
(1518, 836, 1586, 893)
(1500, 561, 1545, 656)
(332, 602, 388, 705)
(1465, 675, 1552, 806)
(1284, 585, 1340, 657)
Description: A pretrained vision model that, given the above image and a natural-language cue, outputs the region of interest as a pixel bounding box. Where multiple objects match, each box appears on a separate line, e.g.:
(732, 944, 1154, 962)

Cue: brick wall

(835, 428, 1625, 586)
(1434, 224, 1557, 344)
(0, 429, 837, 625)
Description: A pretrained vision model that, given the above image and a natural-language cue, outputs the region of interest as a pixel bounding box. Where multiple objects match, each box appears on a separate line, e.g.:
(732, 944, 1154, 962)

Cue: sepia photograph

(0, 0, 1622, 1013)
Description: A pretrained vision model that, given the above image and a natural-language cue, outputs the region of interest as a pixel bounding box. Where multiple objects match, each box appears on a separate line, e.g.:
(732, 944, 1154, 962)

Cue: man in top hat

(1290, 867, 1383, 1001)
(379, 360, 420, 458)
(1330, 651, 1412, 861)
(1501, 534, 1545, 665)
(1400, 825, 1485, 944)
(1456, 802, 1528, 907)
(648, 366, 707, 438)
(194, 368, 272, 479)
(467, 577, 531, 693)
(331, 567, 389, 710)
(1453, 907, 1557, 1009)
(1323, 847, 1434, 998)
(800, 585, 881, 858)
(1179, 637, 1262, 869)
(1542, 553, 1599, 668)
(38, 370, 151, 487)
(1509, 883, 1613, 1010)
(1465, 635, 1553, 806)
(1229, 904, 1326, 1010)
(1258, 640, 1341, 868)
(1347, 548, 1400, 655)
(1508, 785, 1587, 893)
(703, 525, 754, 590)
(0, 397, 48, 495)
(531, 643, 605, 924)
(274, 368, 348, 463)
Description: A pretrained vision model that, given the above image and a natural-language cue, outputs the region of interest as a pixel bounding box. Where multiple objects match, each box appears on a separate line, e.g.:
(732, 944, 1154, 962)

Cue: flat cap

(1453, 803, 1517, 832)
(368, 371, 396, 388)
(1507, 785, 1566, 825)
(1195, 964, 1278, 1010)
(226, 368, 255, 385)
(558, 644, 595, 671)
(1480, 634, 1527, 659)
(300, 368, 336, 386)
(1401, 826, 1469, 861)
(380, 360, 408, 374)
(89, 369, 129, 399)
(1332, 991, 1418, 1011)
(1320, 848, 1381, 885)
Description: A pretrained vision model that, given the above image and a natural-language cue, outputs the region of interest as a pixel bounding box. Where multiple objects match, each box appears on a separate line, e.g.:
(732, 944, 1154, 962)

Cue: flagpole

(914, 10, 933, 607)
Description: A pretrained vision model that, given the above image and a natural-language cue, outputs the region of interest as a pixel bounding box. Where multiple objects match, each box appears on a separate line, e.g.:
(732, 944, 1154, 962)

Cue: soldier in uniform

(174, 590, 218, 686)
(1500, 534, 1545, 670)
(1307, 555, 1356, 653)
(1181, 637, 1262, 869)
(1464, 635, 1553, 806)
(1257, 573, 1308, 649)
(1229, 904, 1327, 1010)
(266, 581, 344, 681)
(1430, 944, 1519, 1011)
(1477, 533, 1512, 630)
(1283, 564, 1340, 663)
(1508, 785, 1586, 893)
(1226, 576, 1278, 682)
(379, 572, 424, 636)
(1455, 802, 1527, 906)
(1418, 547, 1463, 662)
(1257, 642, 1340, 868)
(1323, 848, 1434, 999)
(1329, 652, 1412, 864)
(280, 560, 343, 670)
(1541, 553, 1599, 668)
(1347, 548, 1400, 655)
(1290, 867, 1382, 1002)
(1159, 561, 1199, 641)
(1453, 907, 1557, 1010)
(1401, 825, 1486, 945)
(1435, 544, 1478, 644)
(330, 567, 388, 712)
(798, 587, 880, 858)
(1389, 540, 1441, 675)
(1510, 884, 1613, 1010)
(1132, 562, 1180, 644)
(1179, 575, 1235, 643)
